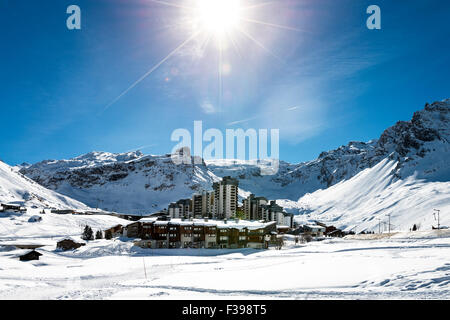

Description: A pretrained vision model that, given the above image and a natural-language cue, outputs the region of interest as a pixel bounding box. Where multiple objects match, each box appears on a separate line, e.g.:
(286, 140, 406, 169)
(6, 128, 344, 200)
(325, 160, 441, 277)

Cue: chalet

(168, 223, 181, 248)
(217, 225, 230, 249)
(303, 224, 326, 237)
(57, 239, 86, 251)
(51, 209, 75, 215)
(19, 250, 42, 261)
(324, 226, 344, 237)
(1, 203, 24, 213)
(276, 225, 290, 234)
(104, 224, 123, 237)
(312, 221, 344, 237)
(122, 222, 141, 238)
(204, 225, 218, 249)
(73, 211, 93, 215)
(247, 226, 268, 249)
(192, 224, 205, 248)
(152, 221, 169, 248)
(237, 227, 248, 248)
(180, 223, 194, 248)
(141, 220, 154, 239)
(133, 239, 152, 248)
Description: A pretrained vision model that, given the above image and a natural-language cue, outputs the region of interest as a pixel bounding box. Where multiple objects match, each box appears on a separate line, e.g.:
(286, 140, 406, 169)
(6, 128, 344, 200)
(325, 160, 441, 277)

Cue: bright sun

(195, 0, 242, 37)
(105, 0, 301, 110)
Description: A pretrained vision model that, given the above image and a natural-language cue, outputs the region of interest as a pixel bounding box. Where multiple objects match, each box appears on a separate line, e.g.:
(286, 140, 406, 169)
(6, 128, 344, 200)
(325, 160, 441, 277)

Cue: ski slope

(0, 161, 89, 210)
(0, 209, 130, 242)
(281, 158, 450, 233)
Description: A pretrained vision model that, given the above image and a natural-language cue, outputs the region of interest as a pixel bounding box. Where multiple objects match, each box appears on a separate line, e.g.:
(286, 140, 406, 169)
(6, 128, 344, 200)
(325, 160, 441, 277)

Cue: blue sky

(0, 0, 449, 165)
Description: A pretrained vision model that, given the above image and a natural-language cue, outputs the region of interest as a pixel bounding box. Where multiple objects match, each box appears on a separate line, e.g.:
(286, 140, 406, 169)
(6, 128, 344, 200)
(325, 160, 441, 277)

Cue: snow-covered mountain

(208, 99, 450, 199)
(280, 158, 450, 233)
(19, 99, 450, 221)
(20, 151, 219, 214)
(0, 160, 90, 210)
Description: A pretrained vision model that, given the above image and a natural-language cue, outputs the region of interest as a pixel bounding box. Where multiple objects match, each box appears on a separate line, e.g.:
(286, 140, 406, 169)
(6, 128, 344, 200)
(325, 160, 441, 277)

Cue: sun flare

(105, 0, 302, 110)
(194, 0, 242, 37)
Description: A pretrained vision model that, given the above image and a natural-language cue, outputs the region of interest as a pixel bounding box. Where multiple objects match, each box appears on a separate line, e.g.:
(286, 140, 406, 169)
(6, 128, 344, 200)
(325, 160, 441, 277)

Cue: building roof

(304, 224, 326, 230)
(16, 249, 42, 257)
(139, 217, 275, 230)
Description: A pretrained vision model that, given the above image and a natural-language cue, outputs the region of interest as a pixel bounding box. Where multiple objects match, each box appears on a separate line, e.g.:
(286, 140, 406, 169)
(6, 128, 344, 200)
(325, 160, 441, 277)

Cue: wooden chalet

(104, 224, 123, 237)
(19, 250, 42, 261)
(57, 239, 86, 251)
(168, 223, 181, 248)
(51, 209, 75, 215)
(1, 203, 24, 212)
(123, 222, 141, 238)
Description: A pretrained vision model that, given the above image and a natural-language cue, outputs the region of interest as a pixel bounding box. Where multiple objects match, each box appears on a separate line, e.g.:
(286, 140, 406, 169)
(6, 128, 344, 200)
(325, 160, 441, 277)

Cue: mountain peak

(17, 98, 450, 214)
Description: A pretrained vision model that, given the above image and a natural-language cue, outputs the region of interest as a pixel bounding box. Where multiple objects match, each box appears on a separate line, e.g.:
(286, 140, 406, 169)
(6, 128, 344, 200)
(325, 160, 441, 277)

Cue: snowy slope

(281, 157, 450, 233)
(1, 235, 449, 299)
(0, 209, 130, 241)
(21, 152, 220, 214)
(0, 161, 90, 210)
(208, 99, 450, 199)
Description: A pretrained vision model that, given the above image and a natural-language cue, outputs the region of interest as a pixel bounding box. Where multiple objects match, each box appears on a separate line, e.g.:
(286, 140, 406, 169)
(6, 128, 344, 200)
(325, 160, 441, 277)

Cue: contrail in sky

(227, 106, 300, 126)
(102, 32, 199, 112)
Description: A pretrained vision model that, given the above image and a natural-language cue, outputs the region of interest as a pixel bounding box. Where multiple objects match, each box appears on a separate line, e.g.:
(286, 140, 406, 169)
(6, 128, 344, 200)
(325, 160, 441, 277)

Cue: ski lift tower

(386, 213, 392, 233)
(433, 209, 441, 230)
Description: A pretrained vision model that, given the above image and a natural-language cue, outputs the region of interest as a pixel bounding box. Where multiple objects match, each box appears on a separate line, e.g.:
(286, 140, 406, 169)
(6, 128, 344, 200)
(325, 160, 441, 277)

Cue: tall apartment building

(260, 200, 293, 227)
(168, 202, 182, 218)
(192, 194, 203, 218)
(168, 198, 192, 218)
(192, 190, 214, 218)
(212, 176, 238, 219)
(243, 194, 268, 220)
(260, 200, 283, 221)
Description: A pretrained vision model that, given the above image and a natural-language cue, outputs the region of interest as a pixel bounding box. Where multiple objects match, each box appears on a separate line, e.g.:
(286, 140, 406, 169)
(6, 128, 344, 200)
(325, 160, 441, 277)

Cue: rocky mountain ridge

(19, 99, 450, 214)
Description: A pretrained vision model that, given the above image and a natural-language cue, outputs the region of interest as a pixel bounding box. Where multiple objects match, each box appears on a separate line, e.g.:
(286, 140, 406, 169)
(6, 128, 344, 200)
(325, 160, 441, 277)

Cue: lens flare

(195, 0, 241, 37)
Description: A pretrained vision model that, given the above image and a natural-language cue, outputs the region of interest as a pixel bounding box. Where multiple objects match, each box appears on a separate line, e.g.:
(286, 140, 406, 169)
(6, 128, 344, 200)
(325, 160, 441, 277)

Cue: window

(220, 236, 228, 241)
(239, 236, 247, 241)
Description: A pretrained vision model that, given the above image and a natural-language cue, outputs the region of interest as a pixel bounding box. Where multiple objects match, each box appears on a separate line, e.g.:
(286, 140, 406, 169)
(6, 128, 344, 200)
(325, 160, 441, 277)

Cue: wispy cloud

(125, 144, 157, 153)
(200, 101, 217, 114)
